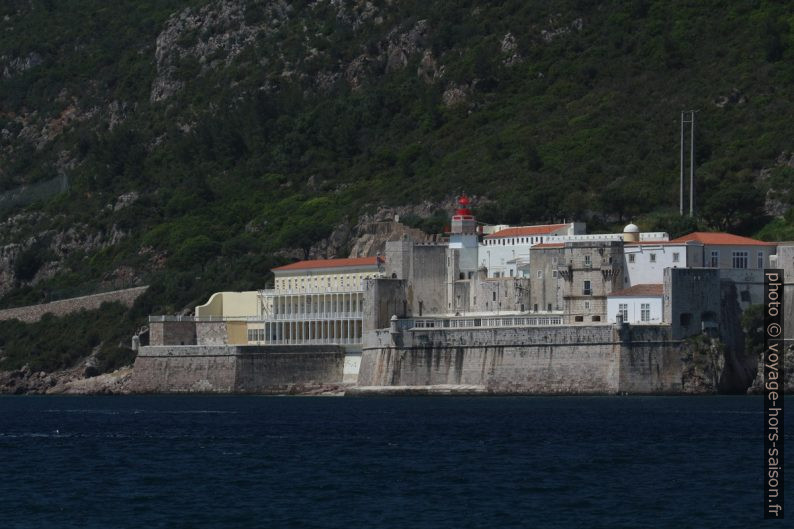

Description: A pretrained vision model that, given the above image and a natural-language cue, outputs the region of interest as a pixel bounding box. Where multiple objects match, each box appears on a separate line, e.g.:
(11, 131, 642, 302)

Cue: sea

(0, 395, 789, 529)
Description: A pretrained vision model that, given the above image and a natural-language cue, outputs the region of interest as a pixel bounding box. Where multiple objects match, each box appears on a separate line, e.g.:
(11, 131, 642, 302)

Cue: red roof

(272, 256, 379, 272)
(530, 243, 565, 249)
(485, 224, 568, 239)
(669, 232, 776, 246)
(609, 284, 664, 297)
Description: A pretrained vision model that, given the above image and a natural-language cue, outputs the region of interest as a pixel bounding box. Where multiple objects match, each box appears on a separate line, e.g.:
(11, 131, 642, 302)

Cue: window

(618, 303, 628, 322)
(534, 304, 538, 312)
(649, 253, 656, 263)
(509, 269, 514, 277)
(757, 251, 764, 269)
(492, 292, 497, 301)
(628, 254, 635, 263)
(710, 250, 719, 267)
(584, 301, 591, 310)
(575, 316, 584, 322)
(537, 270, 542, 278)
(552, 256, 558, 265)
(640, 303, 651, 322)
(583, 280, 591, 295)
(672, 252, 680, 263)
(547, 303, 552, 311)
(732, 251, 748, 269)
(552, 270, 558, 278)
(592, 316, 601, 322)
(584, 255, 591, 266)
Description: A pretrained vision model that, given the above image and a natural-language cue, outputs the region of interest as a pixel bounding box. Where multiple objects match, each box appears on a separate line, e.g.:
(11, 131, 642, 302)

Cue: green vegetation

(0, 1, 792, 372)
(0, 302, 138, 373)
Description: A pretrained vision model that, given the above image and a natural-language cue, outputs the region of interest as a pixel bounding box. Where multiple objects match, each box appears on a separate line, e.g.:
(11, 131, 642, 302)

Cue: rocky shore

(0, 364, 134, 395)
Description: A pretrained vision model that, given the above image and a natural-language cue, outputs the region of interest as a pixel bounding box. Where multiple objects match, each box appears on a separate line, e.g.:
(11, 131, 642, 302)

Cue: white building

(623, 242, 692, 287)
(607, 284, 664, 324)
(667, 232, 777, 269)
(479, 223, 582, 278)
(622, 231, 778, 287)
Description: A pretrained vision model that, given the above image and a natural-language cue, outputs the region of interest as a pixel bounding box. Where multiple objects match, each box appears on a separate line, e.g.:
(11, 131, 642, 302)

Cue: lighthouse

(449, 195, 479, 273)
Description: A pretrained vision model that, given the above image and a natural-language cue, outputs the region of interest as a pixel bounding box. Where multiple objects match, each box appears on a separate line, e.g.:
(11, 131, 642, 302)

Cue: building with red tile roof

(272, 256, 379, 272)
(669, 232, 777, 246)
(607, 284, 664, 324)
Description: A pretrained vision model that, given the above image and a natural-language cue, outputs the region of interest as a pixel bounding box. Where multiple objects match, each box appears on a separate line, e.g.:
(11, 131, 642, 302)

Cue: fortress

(132, 197, 793, 394)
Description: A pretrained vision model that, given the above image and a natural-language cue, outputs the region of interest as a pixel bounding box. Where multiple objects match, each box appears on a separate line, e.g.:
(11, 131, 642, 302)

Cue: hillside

(0, 0, 793, 374)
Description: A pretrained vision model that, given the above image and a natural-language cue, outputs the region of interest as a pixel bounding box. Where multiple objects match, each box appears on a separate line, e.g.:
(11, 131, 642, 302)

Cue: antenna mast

(680, 110, 697, 216)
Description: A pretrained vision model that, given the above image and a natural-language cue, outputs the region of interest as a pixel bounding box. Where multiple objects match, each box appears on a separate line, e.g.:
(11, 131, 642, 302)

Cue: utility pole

(680, 111, 684, 215)
(689, 110, 695, 216)
(680, 110, 697, 216)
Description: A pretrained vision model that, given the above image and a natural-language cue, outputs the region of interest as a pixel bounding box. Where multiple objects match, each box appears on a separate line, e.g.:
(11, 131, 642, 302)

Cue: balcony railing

(405, 315, 563, 330)
(269, 312, 363, 321)
(260, 287, 365, 296)
(246, 337, 361, 346)
(150, 313, 364, 323)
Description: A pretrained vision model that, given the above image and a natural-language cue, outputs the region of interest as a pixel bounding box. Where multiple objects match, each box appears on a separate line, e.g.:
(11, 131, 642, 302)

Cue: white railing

(150, 314, 364, 323)
(149, 315, 264, 322)
(270, 312, 363, 321)
(261, 287, 366, 296)
(407, 315, 563, 330)
(246, 337, 361, 346)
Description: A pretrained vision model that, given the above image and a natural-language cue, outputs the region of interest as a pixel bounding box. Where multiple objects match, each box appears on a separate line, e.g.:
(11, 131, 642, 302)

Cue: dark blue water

(0, 396, 789, 528)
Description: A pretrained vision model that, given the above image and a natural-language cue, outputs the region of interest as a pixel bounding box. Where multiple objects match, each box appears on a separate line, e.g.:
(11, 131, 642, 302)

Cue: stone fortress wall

(0, 286, 148, 323)
(358, 323, 682, 394)
(132, 344, 345, 393)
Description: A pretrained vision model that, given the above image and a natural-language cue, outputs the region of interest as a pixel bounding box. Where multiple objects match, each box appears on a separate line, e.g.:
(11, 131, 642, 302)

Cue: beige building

(195, 291, 261, 319)
(254, 256, 382, 345)
(191, 256, 382, 346)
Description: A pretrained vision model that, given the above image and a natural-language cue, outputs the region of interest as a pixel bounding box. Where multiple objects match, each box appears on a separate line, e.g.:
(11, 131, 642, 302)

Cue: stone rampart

(131, 344, 345, 393)
(0, 286, 148, 323)
(359, 324, 683, 394)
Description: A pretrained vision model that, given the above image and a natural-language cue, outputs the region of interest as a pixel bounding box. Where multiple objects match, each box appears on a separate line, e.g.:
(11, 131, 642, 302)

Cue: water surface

(0, 395, 788, 528)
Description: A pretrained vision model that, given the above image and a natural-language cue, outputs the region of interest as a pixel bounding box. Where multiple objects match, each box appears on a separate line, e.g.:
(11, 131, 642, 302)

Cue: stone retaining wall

(0, 286, 148, 323)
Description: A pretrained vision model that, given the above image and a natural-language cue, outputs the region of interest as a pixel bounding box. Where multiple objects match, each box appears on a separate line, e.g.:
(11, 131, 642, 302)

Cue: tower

(449, 195, 479, 274)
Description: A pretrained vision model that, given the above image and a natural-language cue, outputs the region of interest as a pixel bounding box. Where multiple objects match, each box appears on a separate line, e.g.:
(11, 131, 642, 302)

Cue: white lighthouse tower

(448, 195, 479, 274)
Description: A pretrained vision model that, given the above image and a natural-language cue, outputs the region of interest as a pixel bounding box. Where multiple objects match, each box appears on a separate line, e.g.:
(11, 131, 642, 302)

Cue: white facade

(607, 294, 664, 324)
(249, 258, 381, 347)
(622, 243, 690, 287)
(479, 223, 581, 278)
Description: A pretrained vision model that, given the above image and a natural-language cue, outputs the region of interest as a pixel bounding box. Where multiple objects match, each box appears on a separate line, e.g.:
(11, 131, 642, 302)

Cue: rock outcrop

(680, 336, 725, 393)
(747, 344, 794, 394)
(0, 364, 134, 395)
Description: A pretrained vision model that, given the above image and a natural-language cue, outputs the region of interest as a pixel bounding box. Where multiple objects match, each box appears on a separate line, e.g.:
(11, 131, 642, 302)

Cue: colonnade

(248, 318, 363, 344)
(272, 292, 363, 318)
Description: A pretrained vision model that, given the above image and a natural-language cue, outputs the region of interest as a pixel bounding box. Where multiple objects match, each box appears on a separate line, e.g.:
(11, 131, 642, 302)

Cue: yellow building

(195, 291, 261, 319)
